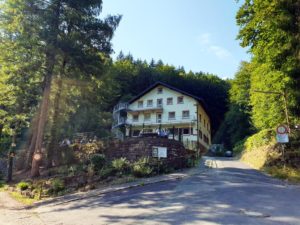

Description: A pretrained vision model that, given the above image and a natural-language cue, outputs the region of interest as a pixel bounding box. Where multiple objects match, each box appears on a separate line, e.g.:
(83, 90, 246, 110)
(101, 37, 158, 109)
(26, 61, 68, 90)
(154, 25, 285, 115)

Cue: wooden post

(282, 90, 290, 133)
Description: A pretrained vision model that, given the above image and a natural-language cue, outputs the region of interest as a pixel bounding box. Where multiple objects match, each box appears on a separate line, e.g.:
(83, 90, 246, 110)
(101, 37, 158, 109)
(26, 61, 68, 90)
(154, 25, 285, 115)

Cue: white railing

(112, 117, 127, 128)
(131, 104, 163, 111)
(127, 116, 196, 125)
(113, 103, 129, 112)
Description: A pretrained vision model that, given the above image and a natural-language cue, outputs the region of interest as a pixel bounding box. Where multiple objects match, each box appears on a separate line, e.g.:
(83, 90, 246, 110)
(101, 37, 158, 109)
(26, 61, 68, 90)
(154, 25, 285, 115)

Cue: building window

(199, 130, 203, 139)
(167, 97, 173, 105)
(138, 101, 143, 108)
(147, 100, 153, 107)
(144, 113, 151, 121)
(133, 114, 139, 122)
(168, 112, 175, 120)
(182, 110, 190, 119)
(132, 130, 140, 137)
(183, 128, 190, 135)
(177, 96, 184, 104)
(199, 114, 202, 123)
(157, 98, 163, 107)
(157, 87, 163, 94)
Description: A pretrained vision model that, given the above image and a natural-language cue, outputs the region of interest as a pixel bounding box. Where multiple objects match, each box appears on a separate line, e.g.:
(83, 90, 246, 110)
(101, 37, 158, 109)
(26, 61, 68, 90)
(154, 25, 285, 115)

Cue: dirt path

(0, 192, 44, 225)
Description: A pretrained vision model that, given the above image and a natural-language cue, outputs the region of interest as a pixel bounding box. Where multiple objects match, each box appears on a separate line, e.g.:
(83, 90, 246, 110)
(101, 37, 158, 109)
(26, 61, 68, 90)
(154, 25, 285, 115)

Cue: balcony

(127, 116, 196, 126)
(112, 117, 127, 129)
(113, 103, 129, 113)
(129, 104, 163, 113)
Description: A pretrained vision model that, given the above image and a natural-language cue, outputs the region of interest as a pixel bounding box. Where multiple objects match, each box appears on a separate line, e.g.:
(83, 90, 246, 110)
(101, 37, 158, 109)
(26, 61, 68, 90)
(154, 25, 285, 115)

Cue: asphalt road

(20, 158, 300, 224)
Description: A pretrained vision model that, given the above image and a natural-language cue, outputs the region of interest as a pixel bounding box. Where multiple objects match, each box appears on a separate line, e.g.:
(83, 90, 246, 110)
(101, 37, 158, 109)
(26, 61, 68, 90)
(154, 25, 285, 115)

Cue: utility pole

(253, 90, 290, 132)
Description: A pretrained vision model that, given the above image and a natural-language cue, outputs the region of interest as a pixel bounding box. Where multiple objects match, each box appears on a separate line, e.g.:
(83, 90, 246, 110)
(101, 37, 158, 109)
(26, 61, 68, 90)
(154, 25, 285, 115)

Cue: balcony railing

(127, 116, 196, 125)
(113, 103, 129, 113)
(129, 104, 163, 112)
(112, 117, 127, 128)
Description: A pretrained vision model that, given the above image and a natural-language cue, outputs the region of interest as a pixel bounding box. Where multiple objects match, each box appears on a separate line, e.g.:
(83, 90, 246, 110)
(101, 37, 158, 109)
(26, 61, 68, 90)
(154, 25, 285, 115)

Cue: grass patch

(10, 192, 37, 205)
(264, 166, 300, 183)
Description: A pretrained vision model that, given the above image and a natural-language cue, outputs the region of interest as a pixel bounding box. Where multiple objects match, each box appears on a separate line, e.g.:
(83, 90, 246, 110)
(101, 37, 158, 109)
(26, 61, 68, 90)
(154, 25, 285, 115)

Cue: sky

(102, 0, 250, 79)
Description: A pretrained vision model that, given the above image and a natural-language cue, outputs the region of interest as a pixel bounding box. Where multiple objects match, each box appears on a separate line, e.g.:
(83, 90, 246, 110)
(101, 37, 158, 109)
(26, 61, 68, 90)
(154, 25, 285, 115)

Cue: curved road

(2, 157, 300, 225)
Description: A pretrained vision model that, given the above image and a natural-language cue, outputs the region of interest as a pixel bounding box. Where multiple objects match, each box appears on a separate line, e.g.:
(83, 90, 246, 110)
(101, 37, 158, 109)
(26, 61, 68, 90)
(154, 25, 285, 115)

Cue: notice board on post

(152, 146, 167, 158)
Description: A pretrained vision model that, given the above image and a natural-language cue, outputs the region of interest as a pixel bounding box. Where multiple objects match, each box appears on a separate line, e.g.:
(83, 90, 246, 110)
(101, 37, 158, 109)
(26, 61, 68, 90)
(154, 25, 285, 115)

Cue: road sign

(276, 133, 289, 143)
(276, 125, 289, 134)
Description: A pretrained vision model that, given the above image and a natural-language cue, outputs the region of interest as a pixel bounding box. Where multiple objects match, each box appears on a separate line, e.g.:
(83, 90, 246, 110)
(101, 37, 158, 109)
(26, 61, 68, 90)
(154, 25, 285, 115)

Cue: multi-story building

(112, 82, 211, 151)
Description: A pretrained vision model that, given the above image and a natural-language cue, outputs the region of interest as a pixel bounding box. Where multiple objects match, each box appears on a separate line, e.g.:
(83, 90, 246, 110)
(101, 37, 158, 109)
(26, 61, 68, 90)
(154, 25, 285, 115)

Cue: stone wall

(104, 137, 193, 169)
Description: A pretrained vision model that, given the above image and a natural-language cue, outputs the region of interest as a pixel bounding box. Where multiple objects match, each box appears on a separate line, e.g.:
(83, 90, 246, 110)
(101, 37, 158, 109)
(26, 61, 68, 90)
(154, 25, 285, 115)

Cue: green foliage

(244, 129, 275, 151)
(48, 178, 65, 195)
(90, 154, 106, 171)
(132, 157, 153, 178)
(68, 164, 87, 177)
(213, 62, 254, 148)
(236, 0, 300, 128)
(233, 139, 247, 155)
(112, 157, 130, 174)
(17, 181, 30, 191)
(99, 166, 116, 179)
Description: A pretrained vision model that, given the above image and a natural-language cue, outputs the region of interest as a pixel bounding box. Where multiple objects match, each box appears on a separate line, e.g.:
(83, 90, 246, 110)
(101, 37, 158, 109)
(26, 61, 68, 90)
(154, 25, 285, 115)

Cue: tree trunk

(30, 0, 62, 178)
(47, 77, 63, 168)
(30, 53, 55, 178)
(25, 110, 40, 170)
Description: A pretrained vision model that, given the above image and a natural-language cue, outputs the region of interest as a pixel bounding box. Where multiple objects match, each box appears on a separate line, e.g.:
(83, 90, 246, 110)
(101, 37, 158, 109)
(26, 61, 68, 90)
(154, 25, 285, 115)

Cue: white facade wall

(126, 85, 211, 150)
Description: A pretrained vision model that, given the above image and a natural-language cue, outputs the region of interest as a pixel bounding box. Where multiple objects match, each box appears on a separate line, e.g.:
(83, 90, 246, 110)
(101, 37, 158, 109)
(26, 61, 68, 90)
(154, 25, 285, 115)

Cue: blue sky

(102, 0, 250, 79)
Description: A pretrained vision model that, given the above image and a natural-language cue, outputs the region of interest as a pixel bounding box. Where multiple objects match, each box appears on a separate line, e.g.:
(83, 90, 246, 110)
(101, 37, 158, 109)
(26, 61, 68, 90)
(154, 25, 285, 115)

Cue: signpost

(276, 125, 289, 168)
(276, 125, 289, 143)
(152, 146, 167, 176)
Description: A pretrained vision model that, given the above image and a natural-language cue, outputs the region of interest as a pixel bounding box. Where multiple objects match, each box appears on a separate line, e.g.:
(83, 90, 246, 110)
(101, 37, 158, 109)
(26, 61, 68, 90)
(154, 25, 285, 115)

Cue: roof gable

(128, 81, 211, 119)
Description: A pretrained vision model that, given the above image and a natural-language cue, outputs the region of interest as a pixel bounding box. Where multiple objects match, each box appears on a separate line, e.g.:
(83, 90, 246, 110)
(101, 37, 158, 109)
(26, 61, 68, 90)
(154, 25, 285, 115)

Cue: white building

(112, 82, 211, 152)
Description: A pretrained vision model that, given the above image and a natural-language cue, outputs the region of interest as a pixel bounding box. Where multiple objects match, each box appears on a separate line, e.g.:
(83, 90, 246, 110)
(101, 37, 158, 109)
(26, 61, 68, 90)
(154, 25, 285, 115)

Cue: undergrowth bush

(244, 129, 275, 150)
(132, 157, 153, 178)
(99, 166, 116, 179)
(17, 181, 30, 191)
(90, 154, 106, 171)
(47, 178, 65, 195)
(112, 158, 130, 174)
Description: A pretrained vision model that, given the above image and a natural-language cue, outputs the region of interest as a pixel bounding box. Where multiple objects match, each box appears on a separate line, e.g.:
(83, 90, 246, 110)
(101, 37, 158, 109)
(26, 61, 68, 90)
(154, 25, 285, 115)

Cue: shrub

(17, 181, 30, 191)
(99, 166, 116, 179)
(68, 164, 87, 176)
(112, 158, 130, 174)
(233, 139, 247, 154)
(90, 154, 106, 171)
(0, 180, 5, 189)
(244, 129, 275, 150)
(48, 178, 65, 195)
(132, 157, 153, 178)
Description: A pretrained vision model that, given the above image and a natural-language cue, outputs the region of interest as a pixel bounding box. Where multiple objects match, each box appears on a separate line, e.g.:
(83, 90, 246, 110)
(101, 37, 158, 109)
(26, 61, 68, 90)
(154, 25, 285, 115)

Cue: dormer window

(157, 87, 163, 94)
(138, 101, 143, 108)
(177, 96, 184, 104)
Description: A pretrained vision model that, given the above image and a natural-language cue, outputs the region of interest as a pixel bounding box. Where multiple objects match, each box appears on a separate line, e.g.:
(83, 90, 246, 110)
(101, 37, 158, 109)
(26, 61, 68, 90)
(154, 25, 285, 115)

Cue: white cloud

(196, 33, 233, 60)
(209, 45, 232, 59)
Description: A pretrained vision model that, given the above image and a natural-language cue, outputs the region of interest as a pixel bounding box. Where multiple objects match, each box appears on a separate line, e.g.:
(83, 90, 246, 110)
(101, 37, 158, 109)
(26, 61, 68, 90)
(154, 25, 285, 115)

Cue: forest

(0, 0, 229, 177)
(1, 0, 300, 181)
